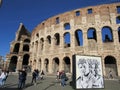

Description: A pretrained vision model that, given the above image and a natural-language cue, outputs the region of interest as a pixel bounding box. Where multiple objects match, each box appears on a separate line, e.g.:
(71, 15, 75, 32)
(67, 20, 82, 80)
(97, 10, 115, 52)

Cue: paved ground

(0, 74, 120, 90)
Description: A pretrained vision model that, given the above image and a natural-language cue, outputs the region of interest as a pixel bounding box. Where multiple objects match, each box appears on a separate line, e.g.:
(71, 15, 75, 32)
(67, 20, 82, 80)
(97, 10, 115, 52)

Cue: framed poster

(75, 55, 104, 89)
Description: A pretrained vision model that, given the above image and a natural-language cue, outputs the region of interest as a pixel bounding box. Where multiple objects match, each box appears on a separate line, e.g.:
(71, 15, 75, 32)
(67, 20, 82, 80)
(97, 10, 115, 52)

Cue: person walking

(60, 70, 67, 87)
(0, 70, 7, 87)
(31, 69, 37, 85)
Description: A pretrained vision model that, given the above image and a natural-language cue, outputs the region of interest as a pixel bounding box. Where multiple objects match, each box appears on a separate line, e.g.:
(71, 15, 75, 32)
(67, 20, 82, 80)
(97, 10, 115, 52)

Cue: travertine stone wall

(30, 3, 120, 77)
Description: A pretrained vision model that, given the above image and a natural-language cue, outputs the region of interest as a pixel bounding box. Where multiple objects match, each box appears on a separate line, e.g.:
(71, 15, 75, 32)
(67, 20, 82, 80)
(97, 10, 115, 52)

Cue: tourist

(18, 68, 27, 89)
(31, 69, 37, 85)
(60, 70, 67, 87)
(41, 70, 45, 80)
(0, 70, 7, 87)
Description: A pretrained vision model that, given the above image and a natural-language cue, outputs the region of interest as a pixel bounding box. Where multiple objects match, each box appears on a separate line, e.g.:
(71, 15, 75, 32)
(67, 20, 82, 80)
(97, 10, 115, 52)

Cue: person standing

(18, 70, 23, 89)
(22, 68, 27, 88)
(18, 68, 27, 89)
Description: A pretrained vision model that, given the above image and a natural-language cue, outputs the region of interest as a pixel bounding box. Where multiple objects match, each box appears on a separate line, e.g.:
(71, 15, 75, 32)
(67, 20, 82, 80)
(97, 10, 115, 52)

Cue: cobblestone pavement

(0, 74, 120, 90)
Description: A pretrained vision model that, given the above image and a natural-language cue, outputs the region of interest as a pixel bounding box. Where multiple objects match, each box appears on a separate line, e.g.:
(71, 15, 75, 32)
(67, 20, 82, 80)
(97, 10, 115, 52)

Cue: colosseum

(5, 2, 120, 78)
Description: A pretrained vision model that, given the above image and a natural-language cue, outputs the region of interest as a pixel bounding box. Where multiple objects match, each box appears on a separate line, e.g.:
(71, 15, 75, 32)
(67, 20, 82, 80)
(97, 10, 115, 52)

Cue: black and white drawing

(76, 55, 104, 89)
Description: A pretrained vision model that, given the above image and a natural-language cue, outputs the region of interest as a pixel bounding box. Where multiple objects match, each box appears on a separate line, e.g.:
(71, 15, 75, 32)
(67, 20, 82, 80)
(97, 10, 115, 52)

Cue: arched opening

(23, 44, 29, 51)
(63, 57, 71, 73)
(53, 57, 59, 73)
(104, 56, 118, 78)
(102, 26, 113, 42)
(87, 28, 97, 41)
(47, 35, 51, 44)
(64, 32, 71, 48)
(44, 59, 49, 72)
(24, 39, 30, 43)
(35, 41, 38, 53)
(54, 33, 60, 45)
(22, 54, 29, 66)
(116, 16, 120, 24)
(38, 59, 42, 71)
(13, 43, 20, 53)
(75, 29, 83, 46)
(40, 38, 44, 50)
(56, 17, 60, 24)
(9, 56, 18, 72)
(64, 23, 70, 30)
(118, 27, 120, 42)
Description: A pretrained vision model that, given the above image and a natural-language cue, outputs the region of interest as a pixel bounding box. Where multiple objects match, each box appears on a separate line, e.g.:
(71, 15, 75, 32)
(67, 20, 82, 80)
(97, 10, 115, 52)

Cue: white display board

(75, 55, 104, 89)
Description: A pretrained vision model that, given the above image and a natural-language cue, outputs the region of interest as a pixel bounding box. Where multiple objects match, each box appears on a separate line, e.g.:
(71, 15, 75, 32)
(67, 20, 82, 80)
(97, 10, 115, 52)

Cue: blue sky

(0, 0, 119, 58)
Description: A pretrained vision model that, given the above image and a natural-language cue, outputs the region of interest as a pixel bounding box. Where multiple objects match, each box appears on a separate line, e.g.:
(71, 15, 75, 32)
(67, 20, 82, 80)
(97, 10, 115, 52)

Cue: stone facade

(6, 23, 31, 72)
(30, 2, 120, 77)
(6, 2, 120, 77)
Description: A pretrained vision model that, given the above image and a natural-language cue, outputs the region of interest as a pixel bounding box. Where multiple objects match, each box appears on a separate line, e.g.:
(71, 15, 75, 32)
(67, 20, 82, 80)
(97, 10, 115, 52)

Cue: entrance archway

(53, 57, 59, 72)
(104, 56, 118, 78)
(63, 57, 71, 73)
(44, 59, 49, 72)
(9, 56, 18, 72)
(22, 54, 30, 70)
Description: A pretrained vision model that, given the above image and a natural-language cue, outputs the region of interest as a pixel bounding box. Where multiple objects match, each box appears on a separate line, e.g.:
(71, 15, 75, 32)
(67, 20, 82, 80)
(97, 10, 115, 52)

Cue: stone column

(70, 19, 75, 49)
(82, 30, 88, 54)
(41, 58, 45, 71)
(96, 27, 103, 52)
(16, 56, 23, 71)
(48, 57, 53, 74)
(59, 56, 64, 71)
(19, 41, 23, 52)
(5, 58, 10, 70)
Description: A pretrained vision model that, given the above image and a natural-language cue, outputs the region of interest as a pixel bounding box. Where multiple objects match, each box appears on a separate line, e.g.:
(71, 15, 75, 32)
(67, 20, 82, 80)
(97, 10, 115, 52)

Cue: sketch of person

(76, 59, 104, 89)
(76, 59, 92, 88)
(89, 60, 104, 88)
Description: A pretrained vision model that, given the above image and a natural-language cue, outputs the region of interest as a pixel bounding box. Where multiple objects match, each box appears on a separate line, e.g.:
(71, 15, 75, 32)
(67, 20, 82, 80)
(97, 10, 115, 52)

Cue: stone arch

(24, 39, 30, 43)
(22, 54, 29, 66)
(54, 33, 60, 45)
(9, 56, 18, 72)
(23, 44, 29, 51)
(118, 27, 120, 42)
(64, 32, 71, 48)
(75, 29, 83, 46)
(87, 28, 97, 41)
(102, 26, 113, 42)
(104, 55, 118, 77)
(36, 33, 39, 38)
(40, 38, 44, 50)
(116, 16, 120, 24)
(63, 56, 71, 73)
(64, 23, 71, 30)
(13, 43, 20, 53)
(46, 35, 51, 44)
(35, 41, 38, 53)
(44, 58, 49, 72)
(52, 57, 59, 73)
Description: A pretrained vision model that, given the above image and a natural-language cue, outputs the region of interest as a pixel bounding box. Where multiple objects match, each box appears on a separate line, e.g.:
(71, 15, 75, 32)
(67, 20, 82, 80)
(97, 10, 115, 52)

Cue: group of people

(31, 69, 45, 85)
(0, 69, 9, 87)
(56, 70, 68, 87)
(18, 68, 45, 89)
